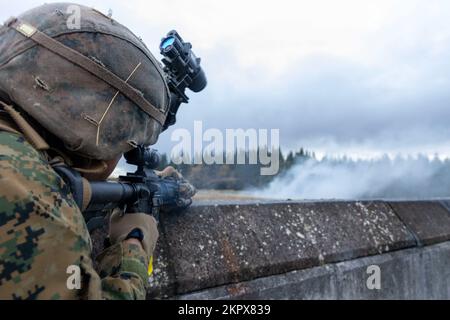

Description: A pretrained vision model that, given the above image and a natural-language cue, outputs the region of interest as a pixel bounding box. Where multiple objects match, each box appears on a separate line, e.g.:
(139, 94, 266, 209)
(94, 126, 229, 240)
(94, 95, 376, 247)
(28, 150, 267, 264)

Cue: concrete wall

(142, 200, 450, 299)
(181, 241, 450, 300)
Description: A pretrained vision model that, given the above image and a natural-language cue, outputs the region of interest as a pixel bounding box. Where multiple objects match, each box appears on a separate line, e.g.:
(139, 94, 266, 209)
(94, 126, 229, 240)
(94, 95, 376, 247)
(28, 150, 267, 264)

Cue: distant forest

(158, 148, 316, 190)
(155, 148, 450, 199)
(156, 148, 326, 189)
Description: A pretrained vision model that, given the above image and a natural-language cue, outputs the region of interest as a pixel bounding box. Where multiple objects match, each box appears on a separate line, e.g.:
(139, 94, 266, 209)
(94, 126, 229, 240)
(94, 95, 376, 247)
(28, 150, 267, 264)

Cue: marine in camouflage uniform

(0, 115, 153, 299)
(0, 3, 194, 300)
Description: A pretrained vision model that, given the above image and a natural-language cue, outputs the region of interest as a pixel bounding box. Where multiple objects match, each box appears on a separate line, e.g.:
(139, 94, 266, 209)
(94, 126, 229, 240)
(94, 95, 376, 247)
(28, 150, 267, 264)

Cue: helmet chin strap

(0, 100, 112, 178)
(0, 101, 49, 151)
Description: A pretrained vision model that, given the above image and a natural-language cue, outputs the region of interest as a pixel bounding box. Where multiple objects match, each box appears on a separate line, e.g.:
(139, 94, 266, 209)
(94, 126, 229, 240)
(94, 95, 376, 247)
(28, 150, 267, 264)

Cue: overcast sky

(2, 0, 450, 159)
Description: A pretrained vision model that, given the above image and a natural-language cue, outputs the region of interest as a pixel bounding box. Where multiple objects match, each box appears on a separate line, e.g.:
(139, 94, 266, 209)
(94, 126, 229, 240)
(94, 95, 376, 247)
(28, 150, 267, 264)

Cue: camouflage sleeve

(0, 131, 149, 300)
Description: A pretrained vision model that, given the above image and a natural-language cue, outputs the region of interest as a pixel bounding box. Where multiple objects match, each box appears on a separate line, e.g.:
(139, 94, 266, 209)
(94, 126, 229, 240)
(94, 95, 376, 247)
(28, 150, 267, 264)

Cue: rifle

(53, 146, 185, 232)
(54, 30, 206, 231)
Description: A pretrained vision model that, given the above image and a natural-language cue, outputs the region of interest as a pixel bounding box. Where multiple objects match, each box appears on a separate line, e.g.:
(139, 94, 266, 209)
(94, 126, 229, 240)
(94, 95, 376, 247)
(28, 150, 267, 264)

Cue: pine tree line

(156, 147, 315, 190)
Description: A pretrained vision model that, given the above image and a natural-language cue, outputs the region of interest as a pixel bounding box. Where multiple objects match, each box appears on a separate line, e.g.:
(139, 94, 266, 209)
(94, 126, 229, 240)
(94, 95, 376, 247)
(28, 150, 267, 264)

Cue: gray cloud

(2, 1, 450, 159)
(155, 1, 450, 157)
(159, 50, 450, 157)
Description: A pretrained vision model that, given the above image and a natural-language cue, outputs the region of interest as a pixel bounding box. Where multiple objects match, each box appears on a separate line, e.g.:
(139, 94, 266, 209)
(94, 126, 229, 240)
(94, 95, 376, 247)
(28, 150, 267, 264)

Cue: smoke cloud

(256, 156, 450, 200)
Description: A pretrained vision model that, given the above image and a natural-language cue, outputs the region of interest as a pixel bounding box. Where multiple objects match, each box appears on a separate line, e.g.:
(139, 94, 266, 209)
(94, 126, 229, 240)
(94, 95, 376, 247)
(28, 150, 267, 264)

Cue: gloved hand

(155, 166, 197, 210)
(108, 208, 159, 258)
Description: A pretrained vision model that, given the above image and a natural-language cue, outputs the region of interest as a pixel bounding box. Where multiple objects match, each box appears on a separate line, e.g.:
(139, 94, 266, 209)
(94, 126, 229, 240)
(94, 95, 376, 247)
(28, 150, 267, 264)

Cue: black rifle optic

(54, 146, 184, 232)
(160, 30, 207, 130)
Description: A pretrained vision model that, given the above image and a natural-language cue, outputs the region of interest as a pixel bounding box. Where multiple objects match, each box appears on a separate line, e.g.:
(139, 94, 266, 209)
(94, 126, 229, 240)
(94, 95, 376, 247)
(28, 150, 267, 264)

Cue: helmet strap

(0, 101, 49, 151)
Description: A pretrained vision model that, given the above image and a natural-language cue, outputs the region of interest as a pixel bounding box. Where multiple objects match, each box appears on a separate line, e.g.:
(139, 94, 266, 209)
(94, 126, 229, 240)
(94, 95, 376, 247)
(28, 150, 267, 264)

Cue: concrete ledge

(147, 200, 429, 298)
(178, 241, 450, 300)
(390, 201, 450, 245)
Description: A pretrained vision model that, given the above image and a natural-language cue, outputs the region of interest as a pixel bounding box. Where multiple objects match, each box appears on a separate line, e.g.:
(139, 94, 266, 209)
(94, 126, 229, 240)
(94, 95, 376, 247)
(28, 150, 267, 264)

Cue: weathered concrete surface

(87, 199, 450, 299)
(179, 241, 450, 300)
(389, 201, 450, 245)
(147, 201, 416, 298)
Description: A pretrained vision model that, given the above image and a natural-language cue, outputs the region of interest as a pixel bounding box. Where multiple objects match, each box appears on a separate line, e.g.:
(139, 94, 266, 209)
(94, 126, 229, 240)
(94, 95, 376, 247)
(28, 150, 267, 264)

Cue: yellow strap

(148, 255, 154, 276)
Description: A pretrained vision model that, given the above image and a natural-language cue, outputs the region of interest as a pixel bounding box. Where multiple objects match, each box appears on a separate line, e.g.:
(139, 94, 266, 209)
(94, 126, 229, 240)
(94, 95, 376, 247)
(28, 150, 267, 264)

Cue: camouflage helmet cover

(0, 3, 170, 160)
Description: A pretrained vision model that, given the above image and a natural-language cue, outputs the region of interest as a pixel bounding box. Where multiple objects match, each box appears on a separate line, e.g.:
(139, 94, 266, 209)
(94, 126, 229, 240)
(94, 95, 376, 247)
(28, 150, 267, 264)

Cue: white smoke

(256, 155, 450, 200)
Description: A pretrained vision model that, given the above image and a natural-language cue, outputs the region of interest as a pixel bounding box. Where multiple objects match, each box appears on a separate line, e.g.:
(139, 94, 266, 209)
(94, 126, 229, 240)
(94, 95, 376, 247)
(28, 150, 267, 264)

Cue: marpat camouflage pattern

(0, 130, 150, 299)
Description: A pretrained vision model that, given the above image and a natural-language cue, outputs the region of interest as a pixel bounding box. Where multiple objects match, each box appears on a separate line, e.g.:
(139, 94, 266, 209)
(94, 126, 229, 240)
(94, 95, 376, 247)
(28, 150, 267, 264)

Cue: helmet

(0, 3, 170, 160)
